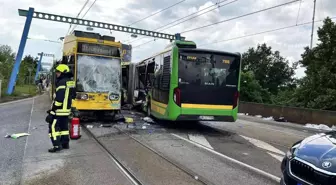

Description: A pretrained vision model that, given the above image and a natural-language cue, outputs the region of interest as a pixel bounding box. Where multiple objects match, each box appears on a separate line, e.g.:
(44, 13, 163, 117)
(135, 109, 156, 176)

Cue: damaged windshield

(76, 55, 121, 93)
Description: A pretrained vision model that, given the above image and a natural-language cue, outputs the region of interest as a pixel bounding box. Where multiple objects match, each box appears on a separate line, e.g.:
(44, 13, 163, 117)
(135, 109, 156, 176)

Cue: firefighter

(46, 64, 75, 153)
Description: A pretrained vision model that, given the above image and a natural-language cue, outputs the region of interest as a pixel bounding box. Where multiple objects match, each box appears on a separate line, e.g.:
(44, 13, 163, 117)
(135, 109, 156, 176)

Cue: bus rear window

(178, 50, 240, 87)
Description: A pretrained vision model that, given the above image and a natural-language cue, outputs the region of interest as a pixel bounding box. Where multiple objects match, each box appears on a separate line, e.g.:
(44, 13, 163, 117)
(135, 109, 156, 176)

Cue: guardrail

(238, 101, 336, 127)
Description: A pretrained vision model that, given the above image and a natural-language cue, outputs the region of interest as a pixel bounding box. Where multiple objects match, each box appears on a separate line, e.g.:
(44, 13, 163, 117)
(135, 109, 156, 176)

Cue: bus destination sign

(77, 42, 120, 57)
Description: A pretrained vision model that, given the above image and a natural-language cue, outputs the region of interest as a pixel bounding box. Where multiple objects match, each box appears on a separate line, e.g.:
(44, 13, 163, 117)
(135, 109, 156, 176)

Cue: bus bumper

(175, 115, 235, 122)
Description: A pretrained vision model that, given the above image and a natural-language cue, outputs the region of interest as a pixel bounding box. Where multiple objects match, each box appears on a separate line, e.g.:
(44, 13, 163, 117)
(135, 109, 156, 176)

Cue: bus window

(178, 49, 241, 105)
(178, 51, 239, 87)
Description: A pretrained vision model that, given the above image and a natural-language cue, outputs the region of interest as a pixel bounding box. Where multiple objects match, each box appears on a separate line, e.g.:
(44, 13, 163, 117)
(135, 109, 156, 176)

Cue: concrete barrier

(238, 101, 336, 127)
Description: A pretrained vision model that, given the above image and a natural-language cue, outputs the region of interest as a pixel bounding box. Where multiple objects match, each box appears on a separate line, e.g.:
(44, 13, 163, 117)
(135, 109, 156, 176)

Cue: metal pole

(35, 53, 43, 81)
(6, 7, 34, 95)
(310, 0, 316, 49)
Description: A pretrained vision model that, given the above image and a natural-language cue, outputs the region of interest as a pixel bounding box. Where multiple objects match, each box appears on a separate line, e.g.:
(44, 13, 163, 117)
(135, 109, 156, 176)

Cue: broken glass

(77, 55, 121, 94)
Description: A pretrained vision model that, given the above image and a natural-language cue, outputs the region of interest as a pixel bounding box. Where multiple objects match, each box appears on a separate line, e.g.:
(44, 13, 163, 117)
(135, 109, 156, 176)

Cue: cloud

(0, 0, 335, 78)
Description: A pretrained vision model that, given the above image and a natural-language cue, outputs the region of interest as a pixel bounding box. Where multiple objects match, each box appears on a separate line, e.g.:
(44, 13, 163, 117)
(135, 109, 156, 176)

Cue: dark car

(280, 131, 336, 185)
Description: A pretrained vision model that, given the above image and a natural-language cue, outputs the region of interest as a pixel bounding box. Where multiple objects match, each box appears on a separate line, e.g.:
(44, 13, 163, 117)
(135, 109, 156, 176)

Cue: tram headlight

(77, 93, 89, 100)
(109, 94, 119, 101)
(81, 94, 88, 100)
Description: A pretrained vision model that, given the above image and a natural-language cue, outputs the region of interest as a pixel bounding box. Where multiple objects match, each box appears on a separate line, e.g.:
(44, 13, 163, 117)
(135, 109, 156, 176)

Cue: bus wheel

(147, 103, 151, 117)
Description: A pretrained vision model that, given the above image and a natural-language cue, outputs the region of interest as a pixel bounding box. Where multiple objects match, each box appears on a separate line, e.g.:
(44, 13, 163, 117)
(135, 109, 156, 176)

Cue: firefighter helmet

(55, 64, 69, 73)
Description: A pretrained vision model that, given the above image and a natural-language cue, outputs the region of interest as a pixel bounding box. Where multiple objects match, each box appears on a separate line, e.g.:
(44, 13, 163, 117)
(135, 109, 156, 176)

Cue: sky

(0, 0, 335, 77)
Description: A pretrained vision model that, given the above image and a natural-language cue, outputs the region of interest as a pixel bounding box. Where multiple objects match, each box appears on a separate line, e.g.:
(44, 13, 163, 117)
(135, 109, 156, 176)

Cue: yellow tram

(51, 30, 123, 119)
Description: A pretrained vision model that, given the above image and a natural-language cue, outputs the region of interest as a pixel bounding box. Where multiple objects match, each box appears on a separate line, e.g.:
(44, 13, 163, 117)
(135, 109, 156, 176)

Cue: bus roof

(180, 48, 241, 57)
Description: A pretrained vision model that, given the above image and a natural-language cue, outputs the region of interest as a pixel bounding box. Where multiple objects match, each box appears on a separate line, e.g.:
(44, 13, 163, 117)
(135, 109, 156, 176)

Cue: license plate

(199, 116, 214, 120)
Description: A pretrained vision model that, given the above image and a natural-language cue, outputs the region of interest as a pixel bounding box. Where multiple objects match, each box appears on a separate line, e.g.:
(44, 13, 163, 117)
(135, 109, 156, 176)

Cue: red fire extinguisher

(70, 117, 81, 139)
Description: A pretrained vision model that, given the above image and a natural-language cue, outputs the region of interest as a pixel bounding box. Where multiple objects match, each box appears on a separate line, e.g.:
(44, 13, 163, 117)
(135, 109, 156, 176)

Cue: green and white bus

(130, 40, 242, 122)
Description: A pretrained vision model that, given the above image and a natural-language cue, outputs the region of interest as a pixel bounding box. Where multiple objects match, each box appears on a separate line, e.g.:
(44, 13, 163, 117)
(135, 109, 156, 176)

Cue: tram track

(113, 126, 214, 185)
(82, 123, 211, 185)
(82, 126, 144, 185)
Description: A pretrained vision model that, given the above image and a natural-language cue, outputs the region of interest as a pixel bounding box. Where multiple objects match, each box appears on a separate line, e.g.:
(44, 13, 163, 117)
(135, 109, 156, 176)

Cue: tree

(296, 17, 336, 110)
(242, 43, 296, 95)
(0, 45, 16, 87)
(240, 71, 271, 103)
(17, 55, 38, 85)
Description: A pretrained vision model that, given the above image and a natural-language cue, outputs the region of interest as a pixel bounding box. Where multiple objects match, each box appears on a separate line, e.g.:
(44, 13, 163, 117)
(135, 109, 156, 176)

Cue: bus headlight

(109, 94, 119, 100)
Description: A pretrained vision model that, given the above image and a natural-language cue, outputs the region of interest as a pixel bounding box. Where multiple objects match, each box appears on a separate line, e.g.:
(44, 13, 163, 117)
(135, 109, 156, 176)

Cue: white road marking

(172, 133, 281, 183)
(188, 134, 214, 149)
(267, 152, 284, 162)
(19, 97, 35, 183)
(240, 135, 286, 156)
(0, 97, 34, 106)
(237, 119, 309, 137)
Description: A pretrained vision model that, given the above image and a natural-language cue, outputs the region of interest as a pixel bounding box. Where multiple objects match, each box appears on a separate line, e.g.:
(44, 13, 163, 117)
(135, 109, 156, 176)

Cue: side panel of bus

(149, 50, 173, 120)
(166, 46, 180, 121)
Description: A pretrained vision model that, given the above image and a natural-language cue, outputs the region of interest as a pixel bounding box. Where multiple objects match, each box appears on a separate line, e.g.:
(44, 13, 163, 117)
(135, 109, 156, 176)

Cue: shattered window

(76, 55, 121, 93)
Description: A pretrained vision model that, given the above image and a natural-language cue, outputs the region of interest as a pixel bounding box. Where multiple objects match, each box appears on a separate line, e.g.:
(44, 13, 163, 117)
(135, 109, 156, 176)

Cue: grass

(0, 84, 37, 103)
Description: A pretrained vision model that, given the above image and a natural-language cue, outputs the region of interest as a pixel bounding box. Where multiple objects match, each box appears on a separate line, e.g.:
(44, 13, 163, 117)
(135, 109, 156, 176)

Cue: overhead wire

(125, 0, 233, 44)
(67, 0, 90, 34)
(158, 0, 237, 31)
(132, 0, 301, 48)
(133, 39, 157, 49)
(133, 16, 336, 50)
(27, 37, 62, 44)
(181, 0, 300, 34)
(198, 16, 336, 47)
(127, 0, 186, 27)
(295, 0, 302, 25)
(70, 0, 98, 33)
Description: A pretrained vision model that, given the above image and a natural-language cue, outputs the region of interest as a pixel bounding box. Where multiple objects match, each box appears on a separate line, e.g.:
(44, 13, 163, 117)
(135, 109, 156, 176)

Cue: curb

(237, 115, 324, 134)
(0, 94, 43, 106)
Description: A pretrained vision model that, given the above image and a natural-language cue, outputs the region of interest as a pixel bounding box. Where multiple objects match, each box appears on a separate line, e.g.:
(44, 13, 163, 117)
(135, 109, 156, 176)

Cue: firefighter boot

(62, 143, 69, 149)
(48, 146, 61, 153)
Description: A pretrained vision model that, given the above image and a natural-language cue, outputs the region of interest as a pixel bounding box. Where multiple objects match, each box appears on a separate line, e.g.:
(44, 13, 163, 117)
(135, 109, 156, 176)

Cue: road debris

(121, 104, 133, 110)
(304, 123, 336, 131)
(5, 133, 30, 139)
(143, 117, 154, 123)
(262, 116, 273, 121)
(127, 124, 135, 129)
(125, 117, 134, 123)
(86, 125, 93, 129)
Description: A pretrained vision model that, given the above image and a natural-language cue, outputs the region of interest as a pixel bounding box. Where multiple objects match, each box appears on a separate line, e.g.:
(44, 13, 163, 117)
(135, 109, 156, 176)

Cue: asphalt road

(90, 110, 317, 184)
(0, 95, 316, 185)
(20, 94, 133, 185)
(85, 111, 284, 185)
(0, 98, 34, 185)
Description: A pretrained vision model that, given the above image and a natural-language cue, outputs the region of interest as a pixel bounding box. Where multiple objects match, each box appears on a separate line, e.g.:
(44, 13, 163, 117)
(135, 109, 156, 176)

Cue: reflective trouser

(49, 116, 69, 147)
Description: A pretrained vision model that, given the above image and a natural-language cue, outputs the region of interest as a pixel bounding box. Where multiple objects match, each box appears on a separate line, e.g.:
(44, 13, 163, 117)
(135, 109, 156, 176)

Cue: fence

(238, 101, 336, 127)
